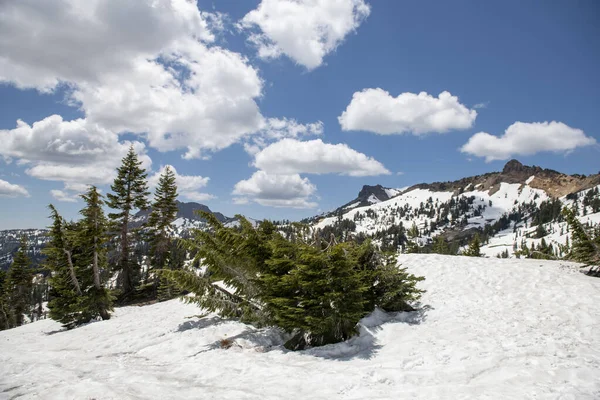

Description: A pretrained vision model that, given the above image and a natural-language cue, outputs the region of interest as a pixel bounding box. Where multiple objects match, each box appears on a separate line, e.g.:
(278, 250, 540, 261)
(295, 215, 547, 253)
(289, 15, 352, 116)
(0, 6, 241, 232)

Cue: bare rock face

(357, 185, 391, 203)
(502, 159, 526, 174)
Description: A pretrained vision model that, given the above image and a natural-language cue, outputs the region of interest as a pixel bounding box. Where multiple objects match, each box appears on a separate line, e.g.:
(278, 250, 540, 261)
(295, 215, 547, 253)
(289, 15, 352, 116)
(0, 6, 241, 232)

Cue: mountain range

(1, 160, 599, 269)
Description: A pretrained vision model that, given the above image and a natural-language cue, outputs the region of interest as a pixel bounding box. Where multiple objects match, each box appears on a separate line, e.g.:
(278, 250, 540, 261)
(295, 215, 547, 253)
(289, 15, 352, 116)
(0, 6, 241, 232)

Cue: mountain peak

(502, 159, 525, 174)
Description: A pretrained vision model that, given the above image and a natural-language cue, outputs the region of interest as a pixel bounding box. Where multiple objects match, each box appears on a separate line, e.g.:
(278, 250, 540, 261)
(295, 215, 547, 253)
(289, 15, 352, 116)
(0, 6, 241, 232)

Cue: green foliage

(106, 145, 150, 297)
(562, 207, 600, 276)
(46, 190, 113, 329)
(162, 212, 425, 350)
(432, 236, 451, 255)
(1, 236, 34, 329)
(146, 166, 181, 301)
(463, 234, 482, 257)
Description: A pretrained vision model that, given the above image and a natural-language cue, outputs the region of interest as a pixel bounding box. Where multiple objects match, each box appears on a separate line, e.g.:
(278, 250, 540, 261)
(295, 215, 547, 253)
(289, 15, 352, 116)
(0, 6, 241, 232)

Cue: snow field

(1, 254, 599, 399)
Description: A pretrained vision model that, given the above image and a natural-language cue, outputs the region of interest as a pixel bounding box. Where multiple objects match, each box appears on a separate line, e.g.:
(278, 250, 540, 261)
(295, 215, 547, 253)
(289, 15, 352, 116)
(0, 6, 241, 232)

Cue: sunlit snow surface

(1, 255, 599, 399)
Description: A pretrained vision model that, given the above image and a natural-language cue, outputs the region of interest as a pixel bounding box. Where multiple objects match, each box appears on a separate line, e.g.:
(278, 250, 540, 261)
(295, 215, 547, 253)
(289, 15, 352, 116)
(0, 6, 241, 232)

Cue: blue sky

(0, 0, 599, 229)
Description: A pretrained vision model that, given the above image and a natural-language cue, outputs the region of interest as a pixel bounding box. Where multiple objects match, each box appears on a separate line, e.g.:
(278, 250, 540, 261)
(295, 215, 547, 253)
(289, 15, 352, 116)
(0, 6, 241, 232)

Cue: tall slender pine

(77, 186, 113, 320)
(107, 146, 149, 298)
(5, 236, 33, 327)
(147, 166, 180, 300)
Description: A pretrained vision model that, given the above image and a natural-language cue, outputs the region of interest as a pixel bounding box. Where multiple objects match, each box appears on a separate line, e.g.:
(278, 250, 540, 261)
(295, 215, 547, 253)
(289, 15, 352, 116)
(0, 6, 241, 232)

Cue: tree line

(0, 147, 181, 330)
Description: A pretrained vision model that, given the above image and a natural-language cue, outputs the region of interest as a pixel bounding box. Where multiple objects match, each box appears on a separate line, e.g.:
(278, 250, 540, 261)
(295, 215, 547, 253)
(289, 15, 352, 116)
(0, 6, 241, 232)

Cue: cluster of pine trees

(161, 212, 425, 350)
(0, 147, 182, 331)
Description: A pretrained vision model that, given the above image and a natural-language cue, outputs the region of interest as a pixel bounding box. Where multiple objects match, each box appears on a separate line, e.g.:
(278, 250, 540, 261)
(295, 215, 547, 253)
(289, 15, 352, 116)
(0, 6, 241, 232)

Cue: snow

(526, 175, 535, 184)
(367, 194, 381, 204)
(344, 201, 361, 209)
(384, 188, 403, 199)
(2, 255, 599, 399)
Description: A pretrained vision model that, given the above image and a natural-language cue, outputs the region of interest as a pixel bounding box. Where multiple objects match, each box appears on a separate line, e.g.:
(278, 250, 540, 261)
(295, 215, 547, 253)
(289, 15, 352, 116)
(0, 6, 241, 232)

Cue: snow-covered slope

(313, 160, 600, 258)
(2, 255, 599, 399)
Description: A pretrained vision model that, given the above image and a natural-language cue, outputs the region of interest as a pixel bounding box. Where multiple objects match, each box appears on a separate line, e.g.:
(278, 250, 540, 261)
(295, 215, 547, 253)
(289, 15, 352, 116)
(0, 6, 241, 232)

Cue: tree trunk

(63, 249, 82, 295)
(120, 213, 132, 295)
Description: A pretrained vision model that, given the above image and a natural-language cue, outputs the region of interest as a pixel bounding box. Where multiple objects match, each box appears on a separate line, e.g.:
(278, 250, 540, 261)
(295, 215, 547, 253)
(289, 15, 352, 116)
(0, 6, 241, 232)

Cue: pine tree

(4, 236, 33, 327)
(463, 233, 482, 257)
(77, 186, 113, 320)
(0, 269, 10, 330)
(147, 166, 180, 300)
(46, 194, 113, 329)
(432, 236, 450, 255)
(162, 213, 425, 350)
(107, 146, 150, 298)
(45, 205, 88, 329)
(563, 207, 600, 276)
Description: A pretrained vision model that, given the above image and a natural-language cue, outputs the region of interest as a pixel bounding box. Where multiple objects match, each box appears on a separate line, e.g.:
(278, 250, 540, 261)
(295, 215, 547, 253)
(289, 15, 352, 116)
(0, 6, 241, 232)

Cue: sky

(0, 0, 599, 229)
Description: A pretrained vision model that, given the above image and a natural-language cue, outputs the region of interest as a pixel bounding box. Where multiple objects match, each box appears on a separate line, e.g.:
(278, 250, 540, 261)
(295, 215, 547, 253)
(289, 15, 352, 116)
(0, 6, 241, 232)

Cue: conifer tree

(77, 186, 113, 320)
(147, 166, 180, 300)
(46, 194, 113, 329)
(463, 233, 482, 257)
(162, 212, 425, 350)
(4, 236, 33, 327)
(148, 166, 178, 267)
(107, 146, 149, 298)
(563, 207, 600, 276)
(432, 236, 450, 255)
(0, 269, 9, 330)
(45, 205, 87, 328)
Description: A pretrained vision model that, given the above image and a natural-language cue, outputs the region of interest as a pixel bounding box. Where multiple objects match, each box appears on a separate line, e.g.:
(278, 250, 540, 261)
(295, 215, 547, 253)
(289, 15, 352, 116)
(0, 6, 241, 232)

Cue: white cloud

(148, 165, 214, 203)
(0, 179, 29, 198)
(239, 0, 370, 69)
(233, 171, 317, 208)
(338, 89, 477, 135)
(50, 189, 78, 203)
(0, 115, 151, 187)
(0, 0, 272, 159)
(243, 118, 323, 155)
(473, 102, 489, 109)
(253, 138, 390, 176)
(460, 121, 597, 162)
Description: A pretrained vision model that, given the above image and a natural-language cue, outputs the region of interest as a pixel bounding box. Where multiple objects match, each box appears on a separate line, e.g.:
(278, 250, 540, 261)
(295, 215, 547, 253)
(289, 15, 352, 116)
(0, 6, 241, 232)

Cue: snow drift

(1, 254, 599, 399)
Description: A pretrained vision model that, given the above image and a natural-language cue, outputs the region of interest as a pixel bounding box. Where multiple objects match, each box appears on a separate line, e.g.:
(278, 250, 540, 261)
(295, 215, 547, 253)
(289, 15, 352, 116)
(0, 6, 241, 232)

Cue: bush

(161, 212, 425, 350)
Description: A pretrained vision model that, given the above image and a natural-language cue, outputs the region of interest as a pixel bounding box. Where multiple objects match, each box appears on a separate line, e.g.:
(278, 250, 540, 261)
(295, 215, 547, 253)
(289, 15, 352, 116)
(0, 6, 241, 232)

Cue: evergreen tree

(4, 236, 33, 327)
(463, 233, 482, 257)
(77, 186, 113, 320)
(46, 192, 113, 329)
(563, 207, 600, 276)
(45, 205, 88, 328)
(147, 166, 180, 300)
(162, 213, 425, 350)
(107, 146, 150, 298)
(432, 236, 450, 255)
(0, 269, 10, 330)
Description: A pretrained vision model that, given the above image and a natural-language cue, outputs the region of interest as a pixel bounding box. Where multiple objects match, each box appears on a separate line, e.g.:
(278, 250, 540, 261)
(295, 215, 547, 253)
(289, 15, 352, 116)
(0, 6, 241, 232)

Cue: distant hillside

(311, 160, 600, 258)
(0, 202, 234, 270)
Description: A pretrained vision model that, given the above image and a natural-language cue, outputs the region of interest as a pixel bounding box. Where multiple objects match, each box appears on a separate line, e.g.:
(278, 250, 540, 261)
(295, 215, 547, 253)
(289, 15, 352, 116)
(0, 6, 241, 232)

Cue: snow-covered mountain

(312, 160, 600, 258)
(0, 229, 49, 270)
(0, 202, 235, 270)
(2, 254, 598, 399)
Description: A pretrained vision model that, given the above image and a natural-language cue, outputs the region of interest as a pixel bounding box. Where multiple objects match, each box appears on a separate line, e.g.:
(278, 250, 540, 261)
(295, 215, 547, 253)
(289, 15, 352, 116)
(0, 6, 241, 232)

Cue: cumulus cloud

(253, 138, 390, 176)
(148, 165, 214, 203)
(236, 138, 388, 208)
(460, 121, 597, 162)
(233, 171, 317, 208)
(0, 179, 29, 198)
(0, 0, 275, 159)
(0, 116, 151, 188)
(239, 0, 370, 69)
(339, 89, 477, 135)
(50, 189, 78, 203)
(243, 118, 324, 155)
